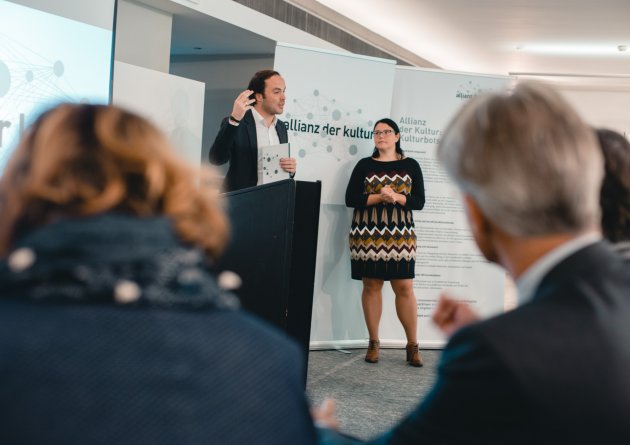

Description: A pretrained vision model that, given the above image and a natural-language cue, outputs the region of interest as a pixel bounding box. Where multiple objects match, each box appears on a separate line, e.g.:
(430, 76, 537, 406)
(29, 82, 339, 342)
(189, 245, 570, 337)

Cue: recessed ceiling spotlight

(618, 45, 627, 52)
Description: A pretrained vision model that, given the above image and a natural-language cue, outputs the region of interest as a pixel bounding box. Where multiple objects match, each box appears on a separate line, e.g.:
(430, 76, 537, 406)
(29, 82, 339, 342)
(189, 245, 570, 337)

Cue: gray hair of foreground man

(437, 81, 603, 237)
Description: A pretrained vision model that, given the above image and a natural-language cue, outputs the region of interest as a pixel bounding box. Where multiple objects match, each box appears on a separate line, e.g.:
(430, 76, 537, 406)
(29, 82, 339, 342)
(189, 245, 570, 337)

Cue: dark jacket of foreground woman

(0, 214, 315, 445)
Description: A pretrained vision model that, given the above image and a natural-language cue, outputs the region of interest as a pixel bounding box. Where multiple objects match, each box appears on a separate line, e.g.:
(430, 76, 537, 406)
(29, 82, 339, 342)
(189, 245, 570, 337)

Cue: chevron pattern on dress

(364, 173, 413, 195)
(349, 226, 417, 262)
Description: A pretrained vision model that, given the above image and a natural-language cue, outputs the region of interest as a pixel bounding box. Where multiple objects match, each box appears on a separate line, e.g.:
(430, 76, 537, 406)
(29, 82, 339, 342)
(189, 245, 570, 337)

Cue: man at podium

(209, 69, 297, 192)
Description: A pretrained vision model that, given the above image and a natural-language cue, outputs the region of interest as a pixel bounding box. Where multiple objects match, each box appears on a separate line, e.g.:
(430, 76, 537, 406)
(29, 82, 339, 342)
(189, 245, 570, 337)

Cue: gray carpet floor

(306, 348, 440, 440)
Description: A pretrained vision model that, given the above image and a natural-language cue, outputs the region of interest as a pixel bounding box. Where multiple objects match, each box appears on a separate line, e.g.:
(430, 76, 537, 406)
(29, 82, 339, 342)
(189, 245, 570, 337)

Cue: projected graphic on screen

(0, 0, 114, 172)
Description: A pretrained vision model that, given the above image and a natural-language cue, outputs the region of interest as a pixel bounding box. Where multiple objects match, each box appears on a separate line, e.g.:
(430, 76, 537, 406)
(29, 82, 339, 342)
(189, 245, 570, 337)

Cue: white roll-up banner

(391, 67, 511, 347)
(274, 43, 398, 349)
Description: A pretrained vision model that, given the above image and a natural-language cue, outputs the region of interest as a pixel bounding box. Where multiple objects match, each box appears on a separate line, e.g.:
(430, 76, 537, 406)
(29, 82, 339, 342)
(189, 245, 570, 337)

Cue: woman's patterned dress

(345, 157, 425, 280)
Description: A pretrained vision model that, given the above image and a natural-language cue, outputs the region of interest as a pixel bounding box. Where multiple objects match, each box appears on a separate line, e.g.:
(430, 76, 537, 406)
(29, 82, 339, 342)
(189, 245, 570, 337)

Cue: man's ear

(463, 194, 498, 263)
(463, 194, 487, 235)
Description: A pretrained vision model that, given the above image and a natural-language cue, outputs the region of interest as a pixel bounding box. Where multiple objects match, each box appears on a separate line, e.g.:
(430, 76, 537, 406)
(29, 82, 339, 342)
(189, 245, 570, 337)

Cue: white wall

(559, 87, 630, 136)
(113, 61, 206, 167)
(115, 0, 173, 72)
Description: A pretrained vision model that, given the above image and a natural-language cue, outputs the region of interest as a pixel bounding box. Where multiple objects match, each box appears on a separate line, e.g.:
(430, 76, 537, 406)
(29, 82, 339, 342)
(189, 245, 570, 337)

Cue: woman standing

(345, 118, 425, 366)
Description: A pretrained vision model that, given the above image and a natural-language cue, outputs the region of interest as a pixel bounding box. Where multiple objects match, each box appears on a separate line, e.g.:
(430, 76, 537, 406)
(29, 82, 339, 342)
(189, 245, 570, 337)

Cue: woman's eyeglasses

(374, 130, 395, 136)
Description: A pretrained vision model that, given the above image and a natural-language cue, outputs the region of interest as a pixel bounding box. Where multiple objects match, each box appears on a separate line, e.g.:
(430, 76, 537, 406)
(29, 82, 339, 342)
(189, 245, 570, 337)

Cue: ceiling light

(511, 44, 625, 55)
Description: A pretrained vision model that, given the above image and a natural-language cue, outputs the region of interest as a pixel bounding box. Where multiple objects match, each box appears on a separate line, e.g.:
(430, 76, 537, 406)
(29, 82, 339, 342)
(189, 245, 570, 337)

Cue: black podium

(217, 179, 321, 376)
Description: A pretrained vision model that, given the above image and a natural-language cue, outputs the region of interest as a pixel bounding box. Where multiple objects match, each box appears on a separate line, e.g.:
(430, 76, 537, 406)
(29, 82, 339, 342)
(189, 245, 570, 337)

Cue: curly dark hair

(597, 128, 630, 243)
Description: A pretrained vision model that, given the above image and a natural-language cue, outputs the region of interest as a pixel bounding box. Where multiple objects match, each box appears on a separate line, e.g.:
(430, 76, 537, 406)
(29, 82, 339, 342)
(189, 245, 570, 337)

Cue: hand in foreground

(280, 156, 297, 174)
(230, 89, 255, 121)
(311, 398, 339, 430)
(432, 293, 480, 337)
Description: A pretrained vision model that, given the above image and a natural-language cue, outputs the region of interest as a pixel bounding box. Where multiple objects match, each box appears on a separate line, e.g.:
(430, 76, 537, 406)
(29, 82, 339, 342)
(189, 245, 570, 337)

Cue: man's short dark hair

(247, 70, 281, 104)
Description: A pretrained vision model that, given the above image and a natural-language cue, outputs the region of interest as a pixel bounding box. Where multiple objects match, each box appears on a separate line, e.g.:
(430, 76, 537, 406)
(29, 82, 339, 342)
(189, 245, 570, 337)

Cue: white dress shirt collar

(251, 108, 277, 129)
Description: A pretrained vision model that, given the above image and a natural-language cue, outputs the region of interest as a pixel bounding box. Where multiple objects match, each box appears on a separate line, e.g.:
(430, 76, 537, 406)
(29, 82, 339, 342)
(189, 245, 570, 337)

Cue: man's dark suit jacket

(209, 110, 288, 192)
(319, 241, 630, 444)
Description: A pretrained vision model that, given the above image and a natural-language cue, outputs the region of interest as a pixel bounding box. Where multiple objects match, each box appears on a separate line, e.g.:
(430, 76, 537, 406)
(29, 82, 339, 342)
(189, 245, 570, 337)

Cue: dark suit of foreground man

(316, 82, 630, 444)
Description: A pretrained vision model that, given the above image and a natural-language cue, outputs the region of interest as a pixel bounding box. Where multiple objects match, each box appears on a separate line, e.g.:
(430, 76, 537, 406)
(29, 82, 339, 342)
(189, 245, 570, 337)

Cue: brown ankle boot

(406, 342, 423, 367)
(365, 340, 380, 363)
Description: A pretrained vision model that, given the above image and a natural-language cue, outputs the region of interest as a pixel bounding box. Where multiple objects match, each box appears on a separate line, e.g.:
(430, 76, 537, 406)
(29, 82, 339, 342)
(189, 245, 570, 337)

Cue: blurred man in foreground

(316, 82, 630, 444)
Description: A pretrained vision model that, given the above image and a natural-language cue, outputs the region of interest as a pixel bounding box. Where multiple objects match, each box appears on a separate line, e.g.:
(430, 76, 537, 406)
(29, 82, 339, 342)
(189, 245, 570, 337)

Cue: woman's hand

(380, 186, 406, 205)
(380, 186, 396, 203)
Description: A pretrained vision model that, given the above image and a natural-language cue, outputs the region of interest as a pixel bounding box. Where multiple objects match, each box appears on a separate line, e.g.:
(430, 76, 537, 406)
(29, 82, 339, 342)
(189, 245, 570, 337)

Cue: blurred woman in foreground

(0, 104, 315, 445)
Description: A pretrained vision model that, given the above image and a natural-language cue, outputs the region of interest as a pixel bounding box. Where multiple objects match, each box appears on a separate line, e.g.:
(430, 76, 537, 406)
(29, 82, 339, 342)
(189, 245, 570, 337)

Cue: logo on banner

(455, 80, 488, 100)
(283, 88, 375, 164)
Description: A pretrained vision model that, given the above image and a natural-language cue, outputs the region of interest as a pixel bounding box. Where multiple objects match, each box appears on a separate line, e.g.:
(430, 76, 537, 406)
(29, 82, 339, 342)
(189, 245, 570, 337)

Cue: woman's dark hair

(372, 117, 404, 159)
(597, 128, 630, 243)
(247, 69, 281, 104)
